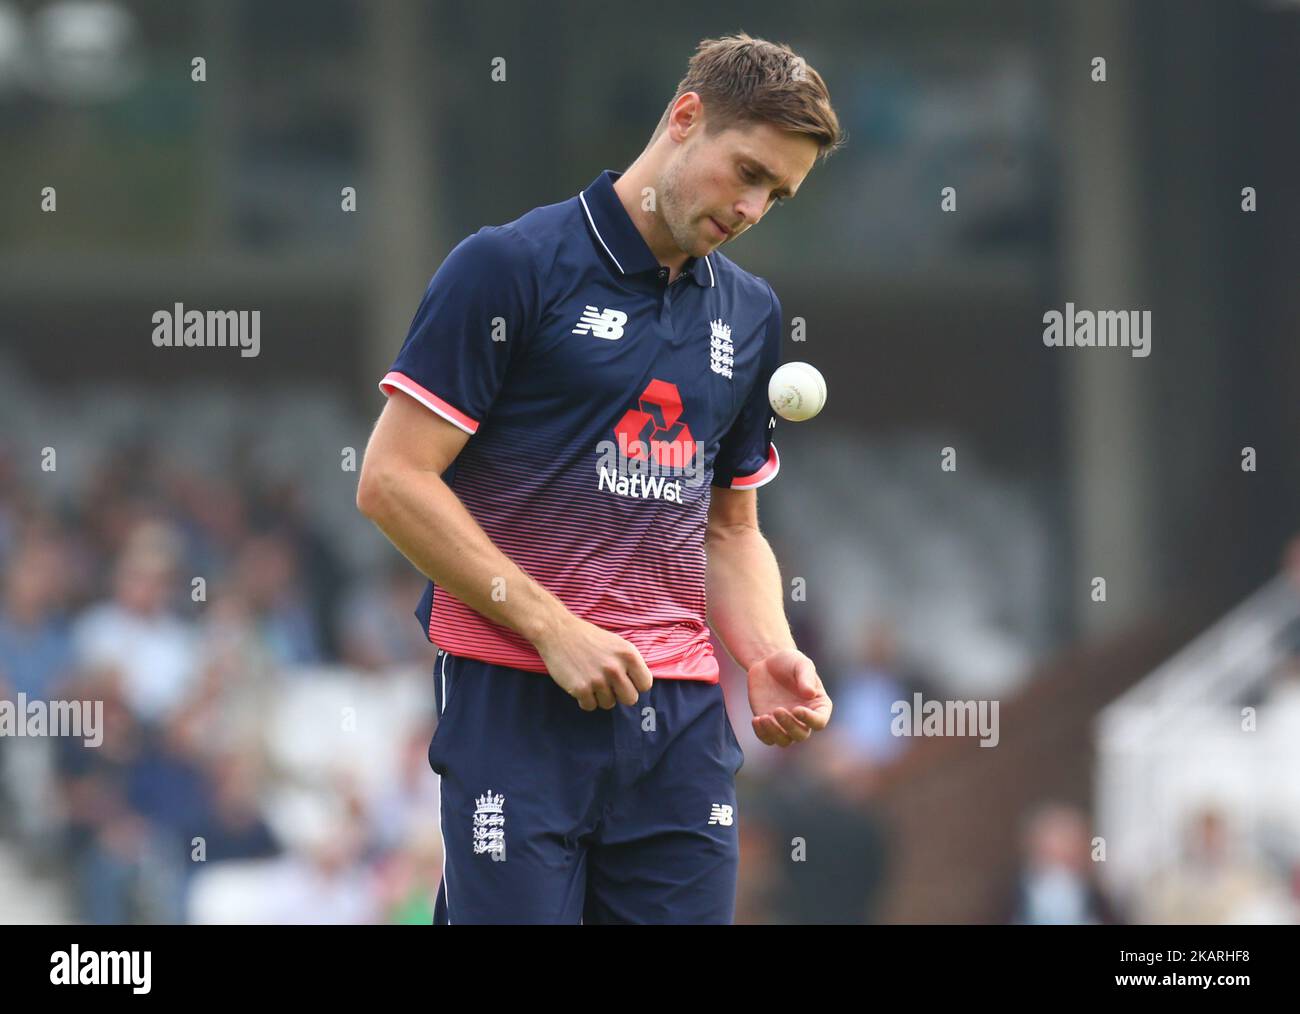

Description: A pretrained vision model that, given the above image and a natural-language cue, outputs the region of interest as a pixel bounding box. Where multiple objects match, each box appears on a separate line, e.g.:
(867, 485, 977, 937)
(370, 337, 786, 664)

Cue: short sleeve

(378, 226, 539, 434)
(712, 282, 781, 489)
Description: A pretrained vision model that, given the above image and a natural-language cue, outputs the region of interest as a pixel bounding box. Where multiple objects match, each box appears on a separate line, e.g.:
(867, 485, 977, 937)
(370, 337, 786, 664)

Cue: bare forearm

(359, 468, 568, 644)
(705, 526, 797, 671)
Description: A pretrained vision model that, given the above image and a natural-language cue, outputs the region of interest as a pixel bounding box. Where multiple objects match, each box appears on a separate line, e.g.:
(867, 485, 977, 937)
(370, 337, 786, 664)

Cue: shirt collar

(578, 169, 716, 288)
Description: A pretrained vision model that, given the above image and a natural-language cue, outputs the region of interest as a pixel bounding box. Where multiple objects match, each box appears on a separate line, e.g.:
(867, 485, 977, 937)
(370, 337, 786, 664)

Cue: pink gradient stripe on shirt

(429, 594, 722, 682)
(379, 371, 480, 435)
(731, 443, 780, 489)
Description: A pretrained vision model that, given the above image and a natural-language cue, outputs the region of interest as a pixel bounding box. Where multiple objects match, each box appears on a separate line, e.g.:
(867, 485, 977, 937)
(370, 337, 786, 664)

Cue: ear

(667, 91, 704, 141)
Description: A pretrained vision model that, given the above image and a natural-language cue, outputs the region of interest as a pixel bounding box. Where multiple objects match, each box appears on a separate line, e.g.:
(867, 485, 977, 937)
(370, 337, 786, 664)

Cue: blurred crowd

(2, 429, 1297, 924)
(0, 438, 442, 922)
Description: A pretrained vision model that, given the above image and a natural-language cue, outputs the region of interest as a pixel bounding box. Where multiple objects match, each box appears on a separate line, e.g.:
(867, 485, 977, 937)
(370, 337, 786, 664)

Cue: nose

(734, 192, 767, 228)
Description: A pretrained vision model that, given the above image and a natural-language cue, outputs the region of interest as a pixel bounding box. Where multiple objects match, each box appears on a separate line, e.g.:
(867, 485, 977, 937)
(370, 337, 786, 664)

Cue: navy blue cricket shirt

(379, 169, 783, 682)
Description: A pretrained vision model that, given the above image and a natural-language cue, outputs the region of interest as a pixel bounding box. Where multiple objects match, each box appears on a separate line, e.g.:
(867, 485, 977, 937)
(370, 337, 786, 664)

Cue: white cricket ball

(768, 361, 827, 422)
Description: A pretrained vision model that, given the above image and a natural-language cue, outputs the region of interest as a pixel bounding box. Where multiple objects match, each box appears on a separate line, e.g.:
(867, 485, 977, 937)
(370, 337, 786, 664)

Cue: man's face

(658, 118, 819, 259)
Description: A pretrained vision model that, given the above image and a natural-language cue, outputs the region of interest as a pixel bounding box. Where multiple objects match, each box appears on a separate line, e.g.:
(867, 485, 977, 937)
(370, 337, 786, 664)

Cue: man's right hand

(533, 613, 654, 711)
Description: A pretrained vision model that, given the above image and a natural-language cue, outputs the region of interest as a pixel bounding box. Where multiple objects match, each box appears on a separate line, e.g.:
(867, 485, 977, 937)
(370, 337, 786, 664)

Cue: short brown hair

(651, 32, 845, 162)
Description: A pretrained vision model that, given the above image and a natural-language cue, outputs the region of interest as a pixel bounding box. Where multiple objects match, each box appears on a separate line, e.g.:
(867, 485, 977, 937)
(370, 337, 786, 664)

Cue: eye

(740, 163, 785, 208)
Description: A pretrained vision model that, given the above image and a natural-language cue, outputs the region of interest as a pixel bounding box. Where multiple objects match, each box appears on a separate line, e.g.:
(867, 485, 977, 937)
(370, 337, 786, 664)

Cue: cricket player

(357, 32, 843, 924)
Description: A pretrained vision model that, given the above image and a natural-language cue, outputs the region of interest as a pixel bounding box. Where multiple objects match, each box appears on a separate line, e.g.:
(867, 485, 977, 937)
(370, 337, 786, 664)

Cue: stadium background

(2, 0, 1299, 923)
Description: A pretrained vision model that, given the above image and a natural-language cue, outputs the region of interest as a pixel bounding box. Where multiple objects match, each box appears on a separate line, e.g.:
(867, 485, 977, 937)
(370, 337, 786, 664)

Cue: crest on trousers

(473, 790, 506, 859)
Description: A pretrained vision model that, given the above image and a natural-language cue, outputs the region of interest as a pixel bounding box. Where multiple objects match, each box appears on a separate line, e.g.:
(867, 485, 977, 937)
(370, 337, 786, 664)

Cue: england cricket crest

(708, 318, 734, 380)
(473, 790, 506, 859)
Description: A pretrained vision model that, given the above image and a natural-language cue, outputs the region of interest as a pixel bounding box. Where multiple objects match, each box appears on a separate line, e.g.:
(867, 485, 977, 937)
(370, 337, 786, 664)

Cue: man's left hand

(747, 648, 832, 747)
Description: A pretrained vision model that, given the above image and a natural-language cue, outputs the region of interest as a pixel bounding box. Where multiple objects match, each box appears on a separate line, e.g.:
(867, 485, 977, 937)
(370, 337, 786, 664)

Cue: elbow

(706, 521, 760, 545)
(355, 464, 393, 521)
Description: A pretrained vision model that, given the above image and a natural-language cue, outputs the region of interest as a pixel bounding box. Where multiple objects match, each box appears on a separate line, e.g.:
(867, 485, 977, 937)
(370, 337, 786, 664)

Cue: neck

(612, 158, 689, 277)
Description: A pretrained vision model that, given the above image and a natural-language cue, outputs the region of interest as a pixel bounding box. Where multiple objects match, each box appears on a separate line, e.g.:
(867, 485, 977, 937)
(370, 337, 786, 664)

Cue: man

(357, 32, 843, 924)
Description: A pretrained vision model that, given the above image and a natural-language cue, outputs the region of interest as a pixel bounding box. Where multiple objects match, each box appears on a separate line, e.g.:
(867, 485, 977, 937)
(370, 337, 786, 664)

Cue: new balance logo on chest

(573, 306, 628, 340)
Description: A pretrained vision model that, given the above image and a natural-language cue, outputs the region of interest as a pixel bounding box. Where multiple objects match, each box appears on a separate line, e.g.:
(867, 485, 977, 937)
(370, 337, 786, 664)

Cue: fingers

(608, 668, 641, 708)
(772, 707, 812, 742)
(792, 702, 831, 732)
(592, 646, 651, 709)
(794, 655, 823, 699)
(753, 714, 792, 748)
(627, 652, 654, 694)
(578, 663, 645, 711)
(548, 625, 655, 710)
(754, 704, 830, 747)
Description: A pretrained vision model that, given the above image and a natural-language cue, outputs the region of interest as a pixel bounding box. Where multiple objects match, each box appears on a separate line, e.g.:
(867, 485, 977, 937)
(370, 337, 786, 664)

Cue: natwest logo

(614, 379, 699, 467)
(595, 379, 705, 502)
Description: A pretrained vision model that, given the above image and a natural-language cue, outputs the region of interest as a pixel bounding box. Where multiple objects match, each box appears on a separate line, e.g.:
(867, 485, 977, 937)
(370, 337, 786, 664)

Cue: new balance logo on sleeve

(573, 305, 628, 340)
(708, 803, 734, 826)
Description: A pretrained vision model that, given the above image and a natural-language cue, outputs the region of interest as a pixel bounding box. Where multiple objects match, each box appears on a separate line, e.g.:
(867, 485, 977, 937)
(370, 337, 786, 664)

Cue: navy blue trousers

(428, 648, 745, 924)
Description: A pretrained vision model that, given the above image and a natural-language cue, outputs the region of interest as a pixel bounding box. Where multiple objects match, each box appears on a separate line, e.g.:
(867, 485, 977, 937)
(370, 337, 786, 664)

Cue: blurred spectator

(1137, 806, 1295, 924)
(71, 521, 199, 725)
(162, 466, 252, 583)
(189, 580, 280, 746)
(253, 479, 348, 660)
(120, 704, 224, 921)
(337, 558, 434, 672)
(193, 752, 281, 864)
(1004, 802, 1122, 925)
(833, 617, 937, 767)
(369, 723, 441, 854)
(230, 531, 324, 667)
(754, 730, 891, 924)
(77, 444, 172, 597)
(258, 820, 378, 924)
(0, 536, 75, 702)
(0, 536, 75, 847)
(54, 673, 154, 921)
(126, 707, 214, 837)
